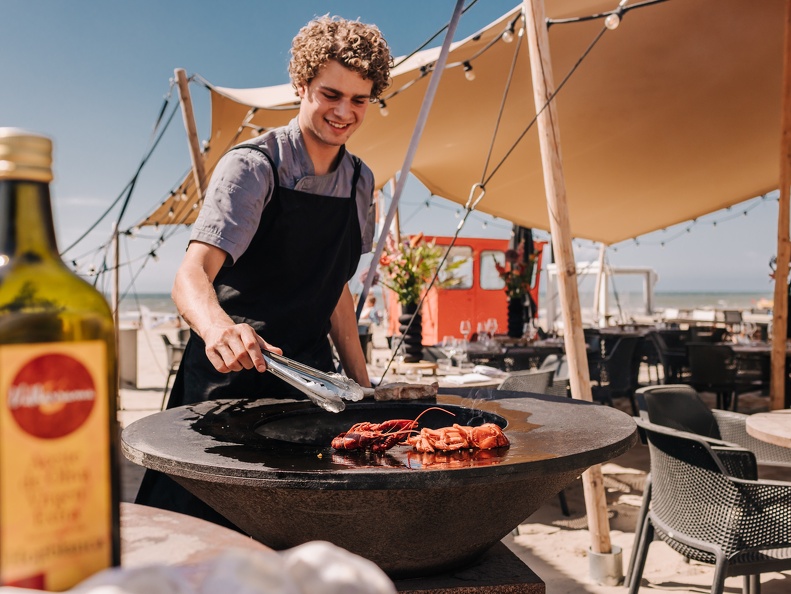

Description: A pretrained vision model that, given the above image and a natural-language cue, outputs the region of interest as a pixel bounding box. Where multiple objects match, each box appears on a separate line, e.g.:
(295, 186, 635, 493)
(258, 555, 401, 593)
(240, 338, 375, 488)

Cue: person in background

(360, 294, 383, 325)
(136, 15, 392, 525)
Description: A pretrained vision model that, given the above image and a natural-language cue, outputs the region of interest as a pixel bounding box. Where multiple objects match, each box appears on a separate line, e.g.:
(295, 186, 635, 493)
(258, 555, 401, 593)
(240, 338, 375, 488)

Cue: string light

(463, 62, 475, 81)
(379, 99, 389, 117)
(502, 25, 515, 44)
(604, 13, 621, 30)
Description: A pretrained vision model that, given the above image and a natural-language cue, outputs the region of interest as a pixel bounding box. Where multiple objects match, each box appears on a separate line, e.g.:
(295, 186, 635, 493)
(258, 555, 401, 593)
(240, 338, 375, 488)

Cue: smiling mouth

(326, 119, 350, 130)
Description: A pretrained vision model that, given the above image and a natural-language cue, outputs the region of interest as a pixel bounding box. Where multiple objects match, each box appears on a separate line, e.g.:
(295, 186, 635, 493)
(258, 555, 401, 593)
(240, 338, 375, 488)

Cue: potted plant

(494, 239, 537, 338)
(378, 233, 464, 361)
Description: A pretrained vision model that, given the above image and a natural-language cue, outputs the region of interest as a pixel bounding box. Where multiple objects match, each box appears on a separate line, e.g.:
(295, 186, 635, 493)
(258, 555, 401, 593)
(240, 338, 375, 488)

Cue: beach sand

(117, 326, 791, 593)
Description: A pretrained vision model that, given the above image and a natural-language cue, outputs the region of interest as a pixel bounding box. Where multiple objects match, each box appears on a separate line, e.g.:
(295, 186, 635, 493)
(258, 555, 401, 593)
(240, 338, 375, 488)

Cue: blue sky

(1, 0, 779, 299)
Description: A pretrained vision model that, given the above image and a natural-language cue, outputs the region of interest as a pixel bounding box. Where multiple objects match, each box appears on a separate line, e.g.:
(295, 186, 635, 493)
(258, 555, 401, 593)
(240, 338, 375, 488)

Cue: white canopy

(145, 0, 784, 246)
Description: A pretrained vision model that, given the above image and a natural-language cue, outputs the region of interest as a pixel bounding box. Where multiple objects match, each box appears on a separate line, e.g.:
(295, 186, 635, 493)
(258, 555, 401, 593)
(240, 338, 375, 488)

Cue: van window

(440, 246, 473, 289)
(481, 250, 506, 290)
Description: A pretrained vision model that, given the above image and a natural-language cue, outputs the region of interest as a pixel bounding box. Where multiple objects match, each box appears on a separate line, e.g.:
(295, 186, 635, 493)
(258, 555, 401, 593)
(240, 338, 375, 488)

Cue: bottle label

(0, 340, 113, 590)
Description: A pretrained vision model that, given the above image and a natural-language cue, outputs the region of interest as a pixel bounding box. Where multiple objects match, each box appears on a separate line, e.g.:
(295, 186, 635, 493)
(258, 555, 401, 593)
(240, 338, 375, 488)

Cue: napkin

(473, 365, 506, 377)
(443, 373, 493, 385)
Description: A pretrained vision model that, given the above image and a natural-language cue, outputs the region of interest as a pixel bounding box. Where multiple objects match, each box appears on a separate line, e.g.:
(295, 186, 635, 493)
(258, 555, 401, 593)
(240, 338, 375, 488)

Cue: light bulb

(463, 62, 475, 81)
(379, 100, 389, 117)
(604, 13, 620, 30)
(502, 28, 514, 43)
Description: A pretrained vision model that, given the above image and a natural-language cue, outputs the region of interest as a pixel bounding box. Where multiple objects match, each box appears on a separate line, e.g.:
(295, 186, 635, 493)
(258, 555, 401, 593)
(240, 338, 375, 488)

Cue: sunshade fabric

(144, 0, 783, 245)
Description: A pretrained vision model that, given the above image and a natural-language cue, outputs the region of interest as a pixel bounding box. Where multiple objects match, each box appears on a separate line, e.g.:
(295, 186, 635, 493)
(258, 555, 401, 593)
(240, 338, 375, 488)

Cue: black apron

(135, 146, 363, 525)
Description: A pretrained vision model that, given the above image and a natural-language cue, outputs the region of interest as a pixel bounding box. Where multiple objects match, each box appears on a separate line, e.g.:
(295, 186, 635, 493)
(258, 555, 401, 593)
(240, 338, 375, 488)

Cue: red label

(3, 573, 45, 588)
(7, 353, 96, 439)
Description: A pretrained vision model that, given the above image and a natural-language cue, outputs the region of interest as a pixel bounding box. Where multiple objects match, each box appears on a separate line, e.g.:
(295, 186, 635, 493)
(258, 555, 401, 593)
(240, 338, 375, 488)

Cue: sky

(1, 0, 780, 302)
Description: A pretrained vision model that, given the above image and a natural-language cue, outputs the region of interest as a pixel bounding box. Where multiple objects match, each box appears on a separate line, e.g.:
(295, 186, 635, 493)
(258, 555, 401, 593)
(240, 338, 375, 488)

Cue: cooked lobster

(330, 419, 418, 453)
(405, 423, 509, 453)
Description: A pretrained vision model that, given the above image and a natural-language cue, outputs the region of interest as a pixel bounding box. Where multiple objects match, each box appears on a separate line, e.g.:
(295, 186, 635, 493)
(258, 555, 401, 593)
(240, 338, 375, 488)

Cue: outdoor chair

(497, 368, 553, 393)
(495, 370, 570, 517)
(686, 342, 764, 412)
(626, 384, 791, 586)
(161, 334, 184, 410)
(589, 335, 642, 414)
(648, 330, 689, 384)
(689, 326, 728, 343)
(545, 377, 570, 398)
(629, 418, 791, 594)
(177, 327, 191, 345)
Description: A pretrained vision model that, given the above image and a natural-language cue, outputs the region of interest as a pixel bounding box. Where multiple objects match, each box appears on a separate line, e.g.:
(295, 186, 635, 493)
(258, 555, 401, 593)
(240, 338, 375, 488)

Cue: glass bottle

(0, 128, 120, 590)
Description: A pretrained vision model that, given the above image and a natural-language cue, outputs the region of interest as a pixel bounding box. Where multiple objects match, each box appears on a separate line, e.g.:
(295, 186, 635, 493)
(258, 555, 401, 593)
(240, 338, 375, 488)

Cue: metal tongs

(262, 349, 373, 413)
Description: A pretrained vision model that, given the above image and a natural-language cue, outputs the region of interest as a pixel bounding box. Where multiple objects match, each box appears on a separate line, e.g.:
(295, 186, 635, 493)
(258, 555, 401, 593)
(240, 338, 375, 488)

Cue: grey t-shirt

(191, 118, 376, 264)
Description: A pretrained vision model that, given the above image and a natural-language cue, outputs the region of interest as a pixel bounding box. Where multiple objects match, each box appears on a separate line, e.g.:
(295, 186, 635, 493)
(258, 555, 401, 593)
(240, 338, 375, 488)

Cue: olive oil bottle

(0, 128, 120, 590)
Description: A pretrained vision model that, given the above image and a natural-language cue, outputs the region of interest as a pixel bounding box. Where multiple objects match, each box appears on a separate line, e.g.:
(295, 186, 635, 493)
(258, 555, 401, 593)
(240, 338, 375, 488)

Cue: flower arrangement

(378, 232, 464, 306)
(494, 239, 536, 300)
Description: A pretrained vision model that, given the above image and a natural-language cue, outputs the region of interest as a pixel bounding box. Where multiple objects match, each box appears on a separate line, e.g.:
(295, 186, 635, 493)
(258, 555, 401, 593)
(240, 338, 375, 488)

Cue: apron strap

(231, 143, 279, 188)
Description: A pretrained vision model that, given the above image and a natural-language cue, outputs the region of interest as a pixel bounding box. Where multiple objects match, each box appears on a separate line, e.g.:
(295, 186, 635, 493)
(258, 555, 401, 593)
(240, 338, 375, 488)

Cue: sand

(117, 326, 791, 593)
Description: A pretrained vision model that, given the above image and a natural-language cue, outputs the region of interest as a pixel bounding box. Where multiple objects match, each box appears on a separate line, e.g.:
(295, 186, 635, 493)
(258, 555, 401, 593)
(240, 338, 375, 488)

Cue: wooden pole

(174, 68, 207, 199)
(593, 243, 606, 327)
(772, 0, 791, 410)
(523, 0, 613, 555)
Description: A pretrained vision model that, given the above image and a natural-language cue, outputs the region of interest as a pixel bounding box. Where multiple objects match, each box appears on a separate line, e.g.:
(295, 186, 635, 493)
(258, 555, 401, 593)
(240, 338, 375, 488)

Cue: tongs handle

(262, 350, 346, 413)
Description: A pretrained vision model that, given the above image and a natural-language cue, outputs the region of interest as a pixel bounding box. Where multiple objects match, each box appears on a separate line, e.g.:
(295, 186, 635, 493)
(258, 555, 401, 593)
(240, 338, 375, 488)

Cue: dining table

(463, 337, 566, 371)
(745, 410, 791, 448)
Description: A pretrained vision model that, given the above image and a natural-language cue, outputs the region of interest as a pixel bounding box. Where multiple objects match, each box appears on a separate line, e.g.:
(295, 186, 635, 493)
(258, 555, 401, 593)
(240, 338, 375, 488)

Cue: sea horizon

(115, 289, 775, 315)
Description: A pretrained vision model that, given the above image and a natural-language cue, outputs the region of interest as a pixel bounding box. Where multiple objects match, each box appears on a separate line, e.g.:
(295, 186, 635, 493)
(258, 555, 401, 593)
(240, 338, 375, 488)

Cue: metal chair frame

(630, 418, 791, 594)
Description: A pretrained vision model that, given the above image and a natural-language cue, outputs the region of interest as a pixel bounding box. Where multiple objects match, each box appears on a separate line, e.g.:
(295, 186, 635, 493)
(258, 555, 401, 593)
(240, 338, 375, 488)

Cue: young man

(136, 15, 392, 522)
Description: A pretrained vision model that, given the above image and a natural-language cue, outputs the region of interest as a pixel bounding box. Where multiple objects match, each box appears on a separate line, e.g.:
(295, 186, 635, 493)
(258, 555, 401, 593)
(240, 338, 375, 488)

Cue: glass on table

(485, 317, 498, 338)
(441, 335, 458, 358)
(459, 319, 472, 343)
(436, 358, 453, 372)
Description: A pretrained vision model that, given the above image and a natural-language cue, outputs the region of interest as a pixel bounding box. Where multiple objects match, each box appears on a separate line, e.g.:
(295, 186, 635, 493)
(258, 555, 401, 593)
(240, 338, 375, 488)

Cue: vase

(398, 302, 423, 363)
(507, 297, 525, 339)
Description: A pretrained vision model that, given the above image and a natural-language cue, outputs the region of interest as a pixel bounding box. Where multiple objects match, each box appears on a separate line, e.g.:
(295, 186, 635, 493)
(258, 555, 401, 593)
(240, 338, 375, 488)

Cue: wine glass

(441, 335, 458, 359)
(477, 321, 490, 347)
(485, 317, 498, 339)
(459, 319, 471, 342)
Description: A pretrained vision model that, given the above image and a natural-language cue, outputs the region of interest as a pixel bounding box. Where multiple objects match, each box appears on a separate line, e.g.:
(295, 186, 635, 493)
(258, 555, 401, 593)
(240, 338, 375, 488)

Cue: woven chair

(687, 342, 764, 411)
(626, 384, 791, 585)
(497, 368, 553, 393)
(161, 334, 184, 410)
(648, 330, 690, 383)
(495, 370, 570, 517)
(630, 418, 791, 594)
(589, 335, 642, 414)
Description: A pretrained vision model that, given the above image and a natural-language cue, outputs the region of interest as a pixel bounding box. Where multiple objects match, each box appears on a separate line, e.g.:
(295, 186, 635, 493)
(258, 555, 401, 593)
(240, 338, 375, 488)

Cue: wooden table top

(745, 410, 791, 448)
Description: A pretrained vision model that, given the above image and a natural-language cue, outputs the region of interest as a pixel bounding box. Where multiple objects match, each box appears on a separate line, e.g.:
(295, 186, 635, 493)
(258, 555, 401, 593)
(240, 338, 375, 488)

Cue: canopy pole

(772, 0, 791, 410)
(356, 0, 465, 319)
(111, 223, 120, 346)
(175, 68, 207, 199)
(523, 0, 614, 562)
(593, 243, 606, 327)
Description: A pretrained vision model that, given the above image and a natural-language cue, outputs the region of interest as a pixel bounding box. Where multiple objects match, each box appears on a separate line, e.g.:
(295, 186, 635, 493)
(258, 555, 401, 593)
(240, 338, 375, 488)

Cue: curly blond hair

(289, 15, 392, 100)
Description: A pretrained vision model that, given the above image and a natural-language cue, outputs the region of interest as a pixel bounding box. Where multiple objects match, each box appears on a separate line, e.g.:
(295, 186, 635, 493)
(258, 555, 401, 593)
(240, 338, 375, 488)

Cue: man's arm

(172, 241, 281, 373)
(330, 285, 371, 388)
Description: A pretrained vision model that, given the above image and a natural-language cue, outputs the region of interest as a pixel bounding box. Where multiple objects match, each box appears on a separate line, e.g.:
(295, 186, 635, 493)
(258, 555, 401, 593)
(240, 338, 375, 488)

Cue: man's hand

(201, 322, 282, 374)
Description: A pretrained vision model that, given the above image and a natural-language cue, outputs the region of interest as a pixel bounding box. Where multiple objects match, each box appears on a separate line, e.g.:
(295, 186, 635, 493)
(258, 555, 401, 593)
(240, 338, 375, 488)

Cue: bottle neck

(0, 179, 60, 261)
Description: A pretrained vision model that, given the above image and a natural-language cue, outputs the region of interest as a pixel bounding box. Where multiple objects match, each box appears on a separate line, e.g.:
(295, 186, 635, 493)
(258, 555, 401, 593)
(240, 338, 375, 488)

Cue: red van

(385, 237, 545, 346)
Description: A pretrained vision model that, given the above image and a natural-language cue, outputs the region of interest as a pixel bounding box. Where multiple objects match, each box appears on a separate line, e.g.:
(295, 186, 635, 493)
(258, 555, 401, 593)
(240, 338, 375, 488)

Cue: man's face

(297, 60, 373, 152)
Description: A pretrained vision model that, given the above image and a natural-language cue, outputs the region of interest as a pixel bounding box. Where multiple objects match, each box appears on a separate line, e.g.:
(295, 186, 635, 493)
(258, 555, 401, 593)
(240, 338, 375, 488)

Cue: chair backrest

(634, 418, 762, 559)
(545, 378, 570, 398)
(161, 334, 184, 368)
(598, 335, 641, 394)
(688, 326, 728, 343)
(497, 368, 553, 394)
(177, 327, 191, 345)
(635, 384, 721, 439)
(686, 342, 736, 387)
